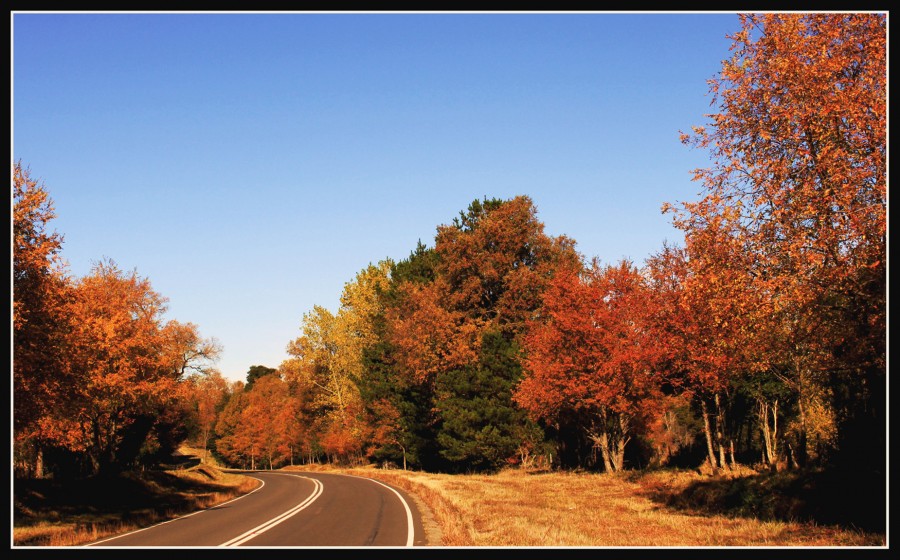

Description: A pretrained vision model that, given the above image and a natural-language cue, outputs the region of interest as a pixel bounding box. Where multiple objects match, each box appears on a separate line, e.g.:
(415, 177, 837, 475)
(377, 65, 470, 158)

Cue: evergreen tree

(436, 330, 542, 472)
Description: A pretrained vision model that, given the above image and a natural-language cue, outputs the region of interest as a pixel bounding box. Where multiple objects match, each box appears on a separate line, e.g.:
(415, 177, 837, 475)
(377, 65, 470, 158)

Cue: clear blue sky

(13, 11, 739, 382)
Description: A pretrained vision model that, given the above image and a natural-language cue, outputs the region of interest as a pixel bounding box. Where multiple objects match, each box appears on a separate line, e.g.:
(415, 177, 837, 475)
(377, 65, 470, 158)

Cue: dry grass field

(330, 465, 886, 547)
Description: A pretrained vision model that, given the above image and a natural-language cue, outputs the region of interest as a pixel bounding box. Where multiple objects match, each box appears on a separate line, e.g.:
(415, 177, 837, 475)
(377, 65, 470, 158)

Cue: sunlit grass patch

(333, 466, 885, 547)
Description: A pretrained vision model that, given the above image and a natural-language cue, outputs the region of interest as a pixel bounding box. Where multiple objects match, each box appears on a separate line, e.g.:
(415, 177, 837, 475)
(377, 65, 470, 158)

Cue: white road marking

(85, 476, 267, 546)
(84, 470, 414, 547)
(344, 474, 415, 547)
(219, 474, 324, 547)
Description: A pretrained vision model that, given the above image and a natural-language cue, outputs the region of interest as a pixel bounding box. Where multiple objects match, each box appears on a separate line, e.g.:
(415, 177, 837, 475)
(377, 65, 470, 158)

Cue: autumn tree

(214, 385, 251, 468)
(434, 196, 581, 336)
(383, 196, 581, 471)
(387, 278, 481, 387)
(281, 305, 344, 461)
(388, 197, 580, 386)
(185, 369, 230, 462)
(52, 259, 221, 476)
(12, 162, 75, 477)
(645, 222, 767, 472)
(516, 260, 663, 472)
(66, 261, 161, 474)
(676, 13, 886, 470)
(335, 261, 394, 382)
(13, 162, 223, 478)
(271, 387, 307, 467)
(282, 261, 393, 464)
(236, 374, 298, 469)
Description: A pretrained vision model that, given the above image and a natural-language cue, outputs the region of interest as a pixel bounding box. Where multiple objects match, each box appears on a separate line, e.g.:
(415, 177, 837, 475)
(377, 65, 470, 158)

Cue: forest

(14, 13, 885, 493)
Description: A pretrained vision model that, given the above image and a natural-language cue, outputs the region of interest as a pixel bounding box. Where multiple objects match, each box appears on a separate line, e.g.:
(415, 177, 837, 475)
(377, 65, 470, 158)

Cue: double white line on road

(86, 476, 269, 546)
(219, 475, 324, 547)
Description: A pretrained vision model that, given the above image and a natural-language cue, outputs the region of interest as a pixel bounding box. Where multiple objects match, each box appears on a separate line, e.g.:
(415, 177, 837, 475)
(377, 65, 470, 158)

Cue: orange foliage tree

(213, 385, 250, 467)
(238, 375, 299, 470)
(63, 260, 220, 475)
(433, 196, 581, 336)
(646, 210, 769, 471)
(184, 369, 230, 462)
(386, 278, 481, 385)
(14, 163, 222, 478)
(388, 196, 580, 384)
(12, 162, 75, 477)
(676, 13, 886, 468)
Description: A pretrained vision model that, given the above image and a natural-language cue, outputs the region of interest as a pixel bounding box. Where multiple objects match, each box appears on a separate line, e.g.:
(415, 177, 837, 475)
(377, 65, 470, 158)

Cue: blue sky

(13, 11, 739, 382)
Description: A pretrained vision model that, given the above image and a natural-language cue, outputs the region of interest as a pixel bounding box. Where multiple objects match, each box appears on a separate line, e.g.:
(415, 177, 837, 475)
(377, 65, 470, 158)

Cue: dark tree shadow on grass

(637, 467, 885, 535)
(13, 454, 243, 532)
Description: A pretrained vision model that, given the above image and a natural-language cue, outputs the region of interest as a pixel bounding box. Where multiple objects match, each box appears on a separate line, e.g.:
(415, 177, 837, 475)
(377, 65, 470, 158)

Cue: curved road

(87, 471, 427, 547)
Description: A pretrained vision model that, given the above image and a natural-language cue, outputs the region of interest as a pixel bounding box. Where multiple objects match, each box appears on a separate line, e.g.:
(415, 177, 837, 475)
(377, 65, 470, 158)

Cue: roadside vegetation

(14, 449, 884, 548)
(13, 458, 886, 548)
(12, 447, 259, 547)
(332, 464, 885, 547)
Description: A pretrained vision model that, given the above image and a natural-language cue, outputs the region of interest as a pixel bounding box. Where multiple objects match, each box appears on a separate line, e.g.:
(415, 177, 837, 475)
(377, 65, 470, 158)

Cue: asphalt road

(87, 470, 427, 547)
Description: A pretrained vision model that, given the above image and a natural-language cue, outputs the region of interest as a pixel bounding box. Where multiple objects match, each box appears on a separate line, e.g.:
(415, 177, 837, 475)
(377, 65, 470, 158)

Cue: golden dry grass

(319, 465, 885, 547)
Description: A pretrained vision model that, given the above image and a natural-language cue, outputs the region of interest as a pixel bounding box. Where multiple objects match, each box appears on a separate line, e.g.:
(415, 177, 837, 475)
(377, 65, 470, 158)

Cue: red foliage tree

(515, 260, 663, 472)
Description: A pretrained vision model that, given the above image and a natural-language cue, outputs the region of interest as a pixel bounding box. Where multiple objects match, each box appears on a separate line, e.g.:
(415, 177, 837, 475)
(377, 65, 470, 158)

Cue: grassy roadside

(297, 464, 886, 547)
(14, 453, 885, 548)
(12, 447, 260, 547)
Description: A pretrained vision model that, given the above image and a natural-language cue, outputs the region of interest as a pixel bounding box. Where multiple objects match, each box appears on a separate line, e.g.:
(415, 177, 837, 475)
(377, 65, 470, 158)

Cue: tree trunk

(796, 396, 809, 467)
(614, 414, 630, 471)
(35, 446, 44, 479)
(587, 410, 629, 473)
(397, 442, 407, 471)
(759, 399, 772, 465)
(759, 398, 779, 469)
(714, 393, 729, 470)
(596, 431, 615, 473)
(202, 427, 209, 463)
(700, 398, 718, 470)
(794, 356, 810, 467)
